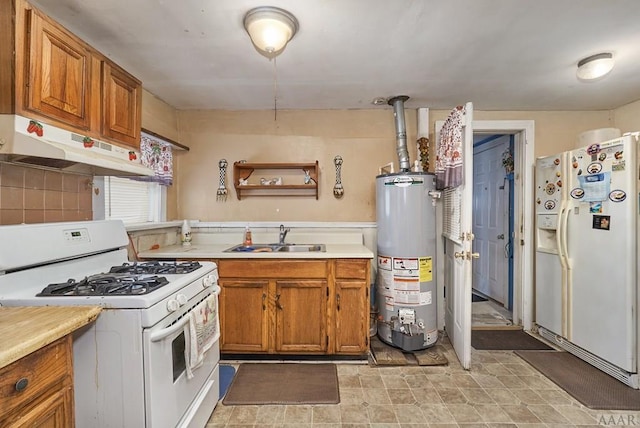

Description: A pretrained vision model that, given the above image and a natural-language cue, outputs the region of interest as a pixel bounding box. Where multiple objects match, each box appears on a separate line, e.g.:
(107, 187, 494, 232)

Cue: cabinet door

(26, 9, 91, 129)
(8, 386, 73, 428)
(101, 61, 142, 148)
(219, 279, 269, 352)
(335, 280, 369, 354)
(275, 280, 327, 353)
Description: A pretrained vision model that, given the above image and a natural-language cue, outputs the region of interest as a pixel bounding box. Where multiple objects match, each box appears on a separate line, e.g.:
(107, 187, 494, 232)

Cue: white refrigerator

(535, 133, 639, 387)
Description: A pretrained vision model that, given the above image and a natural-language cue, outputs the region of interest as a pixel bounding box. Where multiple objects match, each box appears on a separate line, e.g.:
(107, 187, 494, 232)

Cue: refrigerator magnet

(609, 190, 626, 202)
(589, 202, 603, 213)
(612, 160, 625, 171)
(592, 215, 610, 230)
(587, 144, 600, 155)
(544, 200, 556, 210)
(587, 162, 602, 174)
(570, 188, 585, 199)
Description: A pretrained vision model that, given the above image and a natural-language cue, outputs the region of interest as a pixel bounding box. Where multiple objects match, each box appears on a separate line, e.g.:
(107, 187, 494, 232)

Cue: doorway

(472, 134, 514, 328)
(435, 120, 535, 334)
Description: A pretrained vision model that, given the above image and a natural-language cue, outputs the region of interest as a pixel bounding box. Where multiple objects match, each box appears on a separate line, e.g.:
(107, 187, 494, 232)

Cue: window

(93, 176, 166, 224)
(93, 131, 173, 224)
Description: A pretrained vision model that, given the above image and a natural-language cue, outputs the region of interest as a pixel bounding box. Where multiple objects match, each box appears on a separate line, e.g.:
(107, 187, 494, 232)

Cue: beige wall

(174, 108, 616, 222)
(613, 99, 640, 133)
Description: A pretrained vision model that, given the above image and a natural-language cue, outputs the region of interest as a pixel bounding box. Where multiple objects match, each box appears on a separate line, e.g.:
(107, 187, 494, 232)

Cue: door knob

(454, 251, 480, 260)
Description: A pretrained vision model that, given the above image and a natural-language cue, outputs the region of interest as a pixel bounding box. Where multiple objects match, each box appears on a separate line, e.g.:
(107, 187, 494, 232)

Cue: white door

(437, 102, 474, 369)
(472, 137, 510, 304)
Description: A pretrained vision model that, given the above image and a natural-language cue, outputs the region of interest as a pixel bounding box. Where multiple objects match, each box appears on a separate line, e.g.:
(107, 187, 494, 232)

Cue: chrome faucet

(279, 224, 290, 245)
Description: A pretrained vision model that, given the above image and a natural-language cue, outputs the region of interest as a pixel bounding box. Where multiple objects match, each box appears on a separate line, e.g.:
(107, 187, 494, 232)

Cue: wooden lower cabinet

(218, 258, 370, 355)
(0, 335, 74, 427)
(219, 279, 269, 352)
(275, 280, 327, 352)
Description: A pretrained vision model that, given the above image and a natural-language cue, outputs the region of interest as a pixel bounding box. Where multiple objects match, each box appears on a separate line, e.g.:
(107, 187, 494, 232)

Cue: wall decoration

(502, 148, 514, 174)
(333, 155, 344, 198)
(217, 159, 228, 201)
(417, 137, 430, 172)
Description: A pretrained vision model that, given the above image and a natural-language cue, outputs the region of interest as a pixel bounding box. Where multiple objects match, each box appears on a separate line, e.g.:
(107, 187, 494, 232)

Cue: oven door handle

(150, 286, 220, 343)
(150, 315, 190, 342)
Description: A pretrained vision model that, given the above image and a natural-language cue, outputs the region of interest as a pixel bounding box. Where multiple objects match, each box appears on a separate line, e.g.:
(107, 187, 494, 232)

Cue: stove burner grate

(109, 261, 202, 275)
(37, 274, 170, 296)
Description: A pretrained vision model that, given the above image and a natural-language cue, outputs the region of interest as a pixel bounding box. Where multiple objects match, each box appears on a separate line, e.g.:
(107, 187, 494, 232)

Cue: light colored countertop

(138, 243, 374, 259)
(0, 306, 101, 369)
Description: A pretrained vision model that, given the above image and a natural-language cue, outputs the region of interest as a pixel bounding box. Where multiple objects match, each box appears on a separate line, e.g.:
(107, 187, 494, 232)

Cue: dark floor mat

(516, 350, 640, 410)
(471, 329, 553, 350)
(472, 293, 488, 302)
(222, 363, 339, 405)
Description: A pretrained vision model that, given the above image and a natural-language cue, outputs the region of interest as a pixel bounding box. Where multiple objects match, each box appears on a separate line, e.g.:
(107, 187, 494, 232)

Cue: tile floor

(207, 335, 638, 427)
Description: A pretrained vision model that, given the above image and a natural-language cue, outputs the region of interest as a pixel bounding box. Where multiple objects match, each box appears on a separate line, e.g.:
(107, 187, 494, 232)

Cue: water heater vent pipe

(388, 95, 411, 172)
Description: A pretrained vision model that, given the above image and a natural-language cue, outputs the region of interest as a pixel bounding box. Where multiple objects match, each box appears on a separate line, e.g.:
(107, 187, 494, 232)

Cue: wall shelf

(233, 161, 319, 200)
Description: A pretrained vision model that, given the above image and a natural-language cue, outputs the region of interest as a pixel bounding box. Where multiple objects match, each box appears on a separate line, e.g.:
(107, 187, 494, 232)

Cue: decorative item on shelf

(128, 151, 137, 161)
(217, 159, 228, 201)
(417, 137, 430, 172)
(303, 170, 311, 184)
(82, 136, 94, 148)
(26, 119, 43, 137)
(238, 178, 248, 186)
(502, 148, 514, 174)
(333, 155, 344, 198)
(260, 177, 283, 185)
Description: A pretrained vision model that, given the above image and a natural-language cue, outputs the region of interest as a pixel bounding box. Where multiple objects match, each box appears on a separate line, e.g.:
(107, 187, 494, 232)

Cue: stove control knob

(202, 273, 217, 288)
(176, 294, 188, 306)
(166, 299, 180, 312)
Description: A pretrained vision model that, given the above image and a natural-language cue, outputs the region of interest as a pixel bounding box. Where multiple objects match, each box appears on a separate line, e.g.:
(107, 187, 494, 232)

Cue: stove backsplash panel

(0, 162, 93, 225)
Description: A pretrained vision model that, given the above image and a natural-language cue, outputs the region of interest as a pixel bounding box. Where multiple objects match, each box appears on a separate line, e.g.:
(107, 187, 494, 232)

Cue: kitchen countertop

(138, 243, 374, 259)
(0, 306, 101, 369)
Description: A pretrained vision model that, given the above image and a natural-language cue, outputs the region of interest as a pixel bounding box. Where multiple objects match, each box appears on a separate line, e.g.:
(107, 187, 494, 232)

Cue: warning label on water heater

(377, 255, 434, 310)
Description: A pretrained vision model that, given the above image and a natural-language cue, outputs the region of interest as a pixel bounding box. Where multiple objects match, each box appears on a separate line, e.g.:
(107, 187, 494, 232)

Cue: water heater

(376, 172, 438, 351)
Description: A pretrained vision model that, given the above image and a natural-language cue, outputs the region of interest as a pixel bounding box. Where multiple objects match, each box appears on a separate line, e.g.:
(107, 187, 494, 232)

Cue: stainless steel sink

(223, 243, 326, 253)
(223, 243, 282, 253)
(277, 244, 326, 252)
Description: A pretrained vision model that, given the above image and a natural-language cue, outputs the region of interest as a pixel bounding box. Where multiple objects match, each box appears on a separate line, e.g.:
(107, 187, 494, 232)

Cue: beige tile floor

(207, 335, 639, 427)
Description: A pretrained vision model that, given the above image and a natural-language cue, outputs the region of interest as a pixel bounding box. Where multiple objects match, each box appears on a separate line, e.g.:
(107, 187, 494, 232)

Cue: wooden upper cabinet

(26, 8, 91, 130)
(101, 60, 142, 147)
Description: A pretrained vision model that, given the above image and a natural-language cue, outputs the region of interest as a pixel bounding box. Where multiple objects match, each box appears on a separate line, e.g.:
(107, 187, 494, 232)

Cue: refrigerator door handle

(557, 200, 571, 338)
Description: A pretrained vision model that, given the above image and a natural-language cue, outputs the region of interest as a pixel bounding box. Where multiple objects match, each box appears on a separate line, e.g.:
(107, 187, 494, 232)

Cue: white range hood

(0, 115, 154, 176)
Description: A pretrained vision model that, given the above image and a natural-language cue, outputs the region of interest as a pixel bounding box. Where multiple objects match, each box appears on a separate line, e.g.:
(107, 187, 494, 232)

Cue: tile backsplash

(0, 163, 93, 225)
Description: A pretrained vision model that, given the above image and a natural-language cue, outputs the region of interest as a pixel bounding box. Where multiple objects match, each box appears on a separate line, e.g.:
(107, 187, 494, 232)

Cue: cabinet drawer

(335, 259, 368, 279)
(219, 259, 328, 278)
(0, 336, 71, 416)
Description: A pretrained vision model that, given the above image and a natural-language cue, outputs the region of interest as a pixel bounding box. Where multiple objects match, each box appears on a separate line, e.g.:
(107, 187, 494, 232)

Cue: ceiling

(30, 0, 640, 111)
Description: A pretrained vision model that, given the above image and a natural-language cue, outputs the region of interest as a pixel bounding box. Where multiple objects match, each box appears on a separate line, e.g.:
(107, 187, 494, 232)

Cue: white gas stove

(0, 220, 220, 428)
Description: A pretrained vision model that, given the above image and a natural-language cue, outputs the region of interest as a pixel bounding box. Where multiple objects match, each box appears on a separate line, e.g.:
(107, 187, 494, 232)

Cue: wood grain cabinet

(26, 8, 92, 130)
(219, 260, 328, 354)
(334, 259, 370, 354)
(0, 0, 142, 150)
(218, 258, 370, 356)
(0, 336, 74, 427)
(101, 60, 142, 147)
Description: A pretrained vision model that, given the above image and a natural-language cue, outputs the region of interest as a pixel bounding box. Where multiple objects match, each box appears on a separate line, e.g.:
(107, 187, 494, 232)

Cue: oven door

(143, 287, 220, 428)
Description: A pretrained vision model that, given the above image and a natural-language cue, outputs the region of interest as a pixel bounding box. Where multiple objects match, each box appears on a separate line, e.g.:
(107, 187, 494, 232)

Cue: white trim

(472, 120, 535, 331)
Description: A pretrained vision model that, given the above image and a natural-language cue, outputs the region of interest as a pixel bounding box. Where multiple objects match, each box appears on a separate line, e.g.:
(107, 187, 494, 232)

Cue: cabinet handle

(262, 293, 266, 310)
(337, 293, 341, 311)
(15, 378, 28, 392)
(275, 294, 283, 310)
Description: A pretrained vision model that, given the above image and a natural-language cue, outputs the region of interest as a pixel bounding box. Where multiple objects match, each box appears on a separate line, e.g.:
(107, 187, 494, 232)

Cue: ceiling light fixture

(576, 52, 614, 81)
(243, 6, 298, 59)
